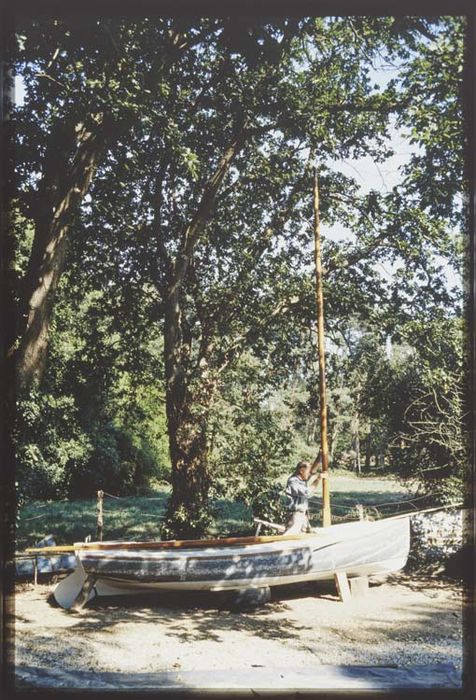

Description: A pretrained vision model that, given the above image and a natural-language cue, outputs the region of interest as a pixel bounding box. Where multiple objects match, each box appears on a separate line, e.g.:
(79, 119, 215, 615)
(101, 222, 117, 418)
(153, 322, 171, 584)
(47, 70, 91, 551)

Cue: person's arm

(309, 467, 328, 490)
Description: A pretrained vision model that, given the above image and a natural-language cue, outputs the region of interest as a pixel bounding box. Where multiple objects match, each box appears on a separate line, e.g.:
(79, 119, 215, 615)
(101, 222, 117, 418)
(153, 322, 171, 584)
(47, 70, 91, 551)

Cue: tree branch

(215, 295, 301, 375)
(250, 98, 410, 139)
(168, 120, 249, 297)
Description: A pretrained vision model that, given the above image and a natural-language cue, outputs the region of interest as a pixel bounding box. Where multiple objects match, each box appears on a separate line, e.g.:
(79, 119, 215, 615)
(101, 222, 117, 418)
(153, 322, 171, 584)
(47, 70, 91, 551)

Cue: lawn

(307, 471, 419, 524)
(16, 472, 417, 551)
(16, 490, 171, 551)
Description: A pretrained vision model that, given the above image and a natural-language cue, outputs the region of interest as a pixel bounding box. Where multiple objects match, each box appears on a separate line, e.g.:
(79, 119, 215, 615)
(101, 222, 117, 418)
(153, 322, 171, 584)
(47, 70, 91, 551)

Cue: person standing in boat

(284, 452, 328, 534)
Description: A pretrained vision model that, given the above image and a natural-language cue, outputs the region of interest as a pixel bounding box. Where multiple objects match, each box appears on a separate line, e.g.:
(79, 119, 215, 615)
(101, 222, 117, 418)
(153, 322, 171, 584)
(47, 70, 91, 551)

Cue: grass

(308, 473, 417, 524)
(16, 489, 170, 551)
(16, 472, 416, 552)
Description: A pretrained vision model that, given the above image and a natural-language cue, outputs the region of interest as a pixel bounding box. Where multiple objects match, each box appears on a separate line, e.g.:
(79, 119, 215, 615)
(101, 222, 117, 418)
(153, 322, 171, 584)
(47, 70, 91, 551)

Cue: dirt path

(9, 572, 463, 689)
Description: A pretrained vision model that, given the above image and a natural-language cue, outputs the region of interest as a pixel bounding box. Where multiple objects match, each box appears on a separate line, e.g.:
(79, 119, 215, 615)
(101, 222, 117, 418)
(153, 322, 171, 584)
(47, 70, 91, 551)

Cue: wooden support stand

(334, 573, 369, 602)
(349, 576, 369, 598)
(96, 490, 104, 541)
(334, 572, 352, 602)
(71, 575, 96, 612)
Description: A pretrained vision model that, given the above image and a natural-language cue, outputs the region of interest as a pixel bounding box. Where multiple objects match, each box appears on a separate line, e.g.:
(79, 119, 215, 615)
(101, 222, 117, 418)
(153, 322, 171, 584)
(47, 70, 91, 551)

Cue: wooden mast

(312, 167, 331, 527)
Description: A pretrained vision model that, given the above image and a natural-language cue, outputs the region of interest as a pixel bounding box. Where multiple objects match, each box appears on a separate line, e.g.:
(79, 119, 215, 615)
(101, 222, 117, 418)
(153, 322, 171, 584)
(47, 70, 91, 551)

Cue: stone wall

(406, 508, 467, 574)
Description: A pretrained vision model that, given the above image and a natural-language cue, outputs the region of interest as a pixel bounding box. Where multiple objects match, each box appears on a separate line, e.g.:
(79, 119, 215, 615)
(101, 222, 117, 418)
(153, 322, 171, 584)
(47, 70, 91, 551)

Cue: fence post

(96, 490, 104, 541)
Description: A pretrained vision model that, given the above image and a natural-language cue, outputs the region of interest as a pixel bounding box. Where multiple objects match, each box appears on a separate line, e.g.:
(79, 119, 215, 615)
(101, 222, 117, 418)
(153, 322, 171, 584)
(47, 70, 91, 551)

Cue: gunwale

(26, 532, 325, 555)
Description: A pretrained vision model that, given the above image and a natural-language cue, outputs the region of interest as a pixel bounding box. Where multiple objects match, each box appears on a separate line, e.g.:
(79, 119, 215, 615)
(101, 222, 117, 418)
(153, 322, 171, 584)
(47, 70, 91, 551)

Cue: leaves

(12, 17, 467, 523)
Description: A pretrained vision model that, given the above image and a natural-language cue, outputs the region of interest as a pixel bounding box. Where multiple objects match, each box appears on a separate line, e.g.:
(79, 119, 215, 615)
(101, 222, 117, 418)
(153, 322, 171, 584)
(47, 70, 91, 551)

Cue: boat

(15, 535, 77, 578)
(46, 515, 410, 609)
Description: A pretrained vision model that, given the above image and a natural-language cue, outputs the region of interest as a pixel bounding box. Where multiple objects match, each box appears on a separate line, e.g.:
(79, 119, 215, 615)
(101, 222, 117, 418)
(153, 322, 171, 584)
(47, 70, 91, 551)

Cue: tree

(12, 16, 466, 536)
(7, 18, 209, 396)
(15, 261, 170, 499)
(75, 16, 466, 537)
(385, 318, 467, 502)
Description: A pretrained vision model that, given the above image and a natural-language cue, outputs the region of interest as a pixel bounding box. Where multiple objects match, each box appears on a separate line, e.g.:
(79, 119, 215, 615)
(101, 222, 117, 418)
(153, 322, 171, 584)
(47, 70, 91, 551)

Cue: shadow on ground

(44, 573, 461, 650)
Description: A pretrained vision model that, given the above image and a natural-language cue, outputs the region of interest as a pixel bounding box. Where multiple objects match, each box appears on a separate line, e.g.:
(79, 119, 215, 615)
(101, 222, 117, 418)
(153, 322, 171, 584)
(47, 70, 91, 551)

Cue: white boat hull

(54, 517, 410, 609)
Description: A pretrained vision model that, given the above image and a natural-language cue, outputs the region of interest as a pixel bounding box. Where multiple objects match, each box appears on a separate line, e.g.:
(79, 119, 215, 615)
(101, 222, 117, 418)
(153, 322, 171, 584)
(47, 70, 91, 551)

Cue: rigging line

(141, 497, 169, 500)
(24, 498, 69, 509)
(104, 510, 165, 523)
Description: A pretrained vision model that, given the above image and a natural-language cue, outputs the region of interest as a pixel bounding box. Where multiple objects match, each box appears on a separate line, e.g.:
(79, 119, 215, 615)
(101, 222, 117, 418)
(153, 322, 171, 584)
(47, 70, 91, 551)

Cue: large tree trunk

(11, 115, 116, 395)
(161, 290, 214, 539)
(10, 25, 195, 398)
(156, 125, 247, 539)
(163, 396, 212, 539)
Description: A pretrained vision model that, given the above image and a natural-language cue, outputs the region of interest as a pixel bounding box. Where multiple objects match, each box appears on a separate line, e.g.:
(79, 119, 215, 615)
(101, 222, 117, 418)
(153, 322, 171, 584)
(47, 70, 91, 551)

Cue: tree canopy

(8, 15, 468, 536)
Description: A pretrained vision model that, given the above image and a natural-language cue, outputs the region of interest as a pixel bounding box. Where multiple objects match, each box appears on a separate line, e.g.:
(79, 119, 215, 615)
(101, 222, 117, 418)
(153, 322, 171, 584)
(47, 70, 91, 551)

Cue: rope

(309, 490, 441, 511)
(308, 503, 355, 511)
(103, 492, 168, 501)
(21, 487, 453, 528)
(22, 497, 69, 514)
(102, 508, 165, 518)
(364, 493, 433, 508)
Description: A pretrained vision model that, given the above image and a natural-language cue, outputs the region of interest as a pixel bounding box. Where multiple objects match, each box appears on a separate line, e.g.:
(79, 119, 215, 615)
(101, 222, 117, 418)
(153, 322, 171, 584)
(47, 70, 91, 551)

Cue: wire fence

(19, 485, 460, 533)
(21, 490, 168, 518)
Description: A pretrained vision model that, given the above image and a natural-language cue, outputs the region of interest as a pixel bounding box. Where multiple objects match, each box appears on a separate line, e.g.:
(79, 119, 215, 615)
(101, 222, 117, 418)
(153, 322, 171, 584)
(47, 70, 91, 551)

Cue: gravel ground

(8, 571, 464, 689)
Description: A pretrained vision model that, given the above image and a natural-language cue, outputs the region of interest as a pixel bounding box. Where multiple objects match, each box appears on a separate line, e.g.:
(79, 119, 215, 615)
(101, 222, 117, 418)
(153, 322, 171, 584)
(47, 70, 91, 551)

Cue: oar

(23, 545, 77, 554)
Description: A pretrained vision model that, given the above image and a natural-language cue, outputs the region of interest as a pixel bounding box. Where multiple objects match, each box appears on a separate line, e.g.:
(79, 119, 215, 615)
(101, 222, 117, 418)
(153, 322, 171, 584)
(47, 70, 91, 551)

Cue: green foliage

(16, 390, 93, 498)
(313, 312, 468, 506)
(160, 502, 213, 541)
(384, 318, 467, 501)
(208, 355, 296, 495)
(12, 17, 467, 530)
(241, 476, 288, 533)
(15, 267, 170, 499)
(66, 422, 157, 497)
(325, 317, 468, 501)
(15, 387, 164, 499)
